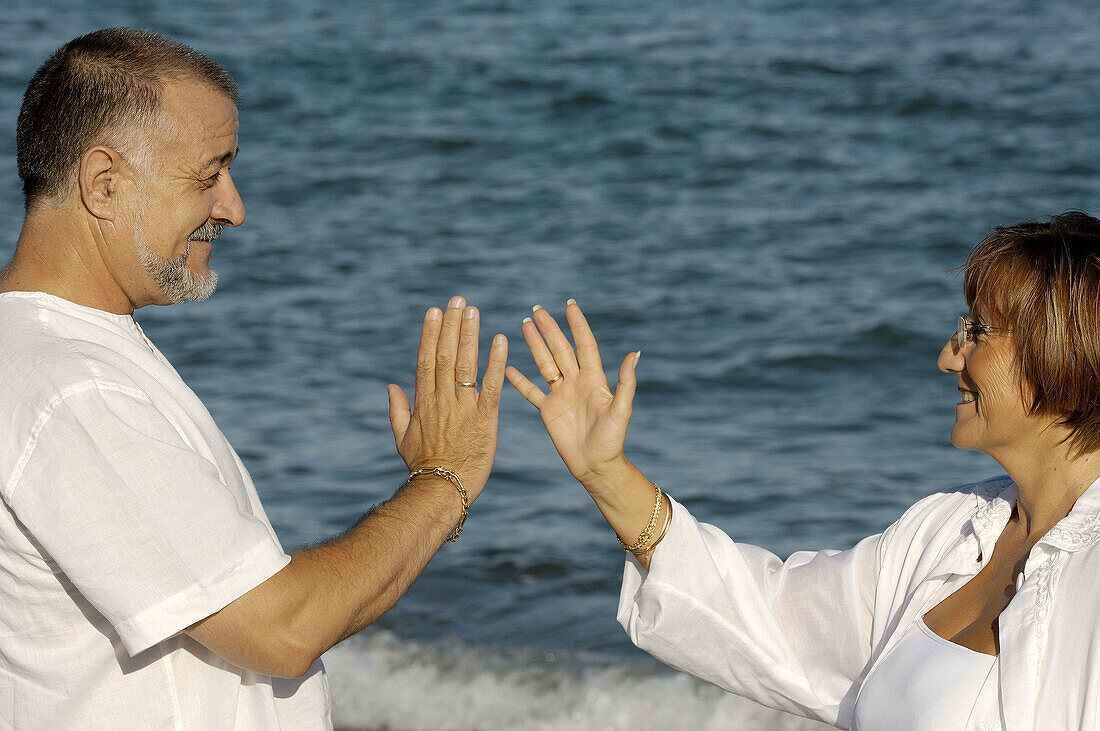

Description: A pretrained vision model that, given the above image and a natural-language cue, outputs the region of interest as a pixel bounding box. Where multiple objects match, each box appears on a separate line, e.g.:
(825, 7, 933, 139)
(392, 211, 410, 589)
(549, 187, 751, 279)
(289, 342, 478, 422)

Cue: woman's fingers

(478, 334, 509, 414)
(531, 305, 580, 377)
(610, 351, 641, 422)
(564, 299, 603, 373)
(521, 315, 564, 383)
(505, 365, 547, 409)
(454, 306, 480, 395)
(434, 296, 466, 392)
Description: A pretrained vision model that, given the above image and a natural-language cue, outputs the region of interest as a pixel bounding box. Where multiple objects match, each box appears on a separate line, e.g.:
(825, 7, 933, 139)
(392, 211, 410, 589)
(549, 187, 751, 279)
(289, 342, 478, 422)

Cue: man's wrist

(401, 471, 469, 540)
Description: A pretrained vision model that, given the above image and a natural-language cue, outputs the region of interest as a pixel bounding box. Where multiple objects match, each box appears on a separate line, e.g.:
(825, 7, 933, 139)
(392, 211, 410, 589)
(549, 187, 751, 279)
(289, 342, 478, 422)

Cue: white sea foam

(323, 631, 829, 730)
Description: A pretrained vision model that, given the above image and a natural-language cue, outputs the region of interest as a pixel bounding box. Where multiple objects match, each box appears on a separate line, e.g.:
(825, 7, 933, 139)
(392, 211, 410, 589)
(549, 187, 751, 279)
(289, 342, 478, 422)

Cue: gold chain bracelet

(618, 482, 663, 552)
(406, 467, 469, 542)
(630, 494, 672, 555)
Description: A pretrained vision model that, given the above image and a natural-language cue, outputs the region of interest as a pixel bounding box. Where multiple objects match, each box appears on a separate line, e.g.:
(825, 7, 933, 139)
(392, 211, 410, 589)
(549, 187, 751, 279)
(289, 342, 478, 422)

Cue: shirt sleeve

(5, 382, 291, 657)
(617, 496, 884, 727)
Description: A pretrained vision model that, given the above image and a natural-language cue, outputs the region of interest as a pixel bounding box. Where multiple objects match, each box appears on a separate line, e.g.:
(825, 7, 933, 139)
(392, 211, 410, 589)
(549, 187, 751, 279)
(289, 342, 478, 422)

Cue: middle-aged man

(0, 28, 508, 728)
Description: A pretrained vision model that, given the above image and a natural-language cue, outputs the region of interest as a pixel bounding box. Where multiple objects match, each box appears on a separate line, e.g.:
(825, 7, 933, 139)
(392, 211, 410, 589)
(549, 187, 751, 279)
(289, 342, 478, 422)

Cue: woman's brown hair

(964, 211, 1100, 456)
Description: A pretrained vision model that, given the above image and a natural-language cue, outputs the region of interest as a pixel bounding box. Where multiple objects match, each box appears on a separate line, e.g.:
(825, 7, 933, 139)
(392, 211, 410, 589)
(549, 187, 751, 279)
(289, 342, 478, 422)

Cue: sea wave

(324, 630, 829, 731)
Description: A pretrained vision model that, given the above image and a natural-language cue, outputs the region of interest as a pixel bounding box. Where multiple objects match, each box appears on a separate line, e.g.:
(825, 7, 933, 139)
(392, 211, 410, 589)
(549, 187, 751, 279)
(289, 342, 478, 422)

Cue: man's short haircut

(17, 27, 239, 211)
(964, 211, 1100, 456)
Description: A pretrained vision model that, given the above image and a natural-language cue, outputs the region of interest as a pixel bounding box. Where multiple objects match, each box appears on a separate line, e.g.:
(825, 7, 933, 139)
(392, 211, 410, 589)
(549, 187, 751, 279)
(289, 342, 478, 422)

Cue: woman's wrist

(579, 455, 639, 496)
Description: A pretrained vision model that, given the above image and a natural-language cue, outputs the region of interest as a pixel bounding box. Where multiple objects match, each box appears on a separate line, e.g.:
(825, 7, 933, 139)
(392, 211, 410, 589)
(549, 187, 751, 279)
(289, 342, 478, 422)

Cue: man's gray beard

(134, 222, 219, 304)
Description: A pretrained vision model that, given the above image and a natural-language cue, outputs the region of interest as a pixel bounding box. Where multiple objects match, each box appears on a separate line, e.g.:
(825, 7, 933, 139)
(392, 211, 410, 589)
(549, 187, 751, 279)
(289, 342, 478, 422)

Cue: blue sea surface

(2, 1, 1099, 728)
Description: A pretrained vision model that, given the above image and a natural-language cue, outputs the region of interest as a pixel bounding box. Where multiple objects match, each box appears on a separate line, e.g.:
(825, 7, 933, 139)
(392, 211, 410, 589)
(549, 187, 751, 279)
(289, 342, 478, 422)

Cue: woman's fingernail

(427, 308, 442, 320)
(566, 298, 576, 306)
(522, 316, 533, 324)
(634, 351, 642, 366)
(494, 334, 507, 346)
(463, 307, 477, 319)
(532, 304, 543, 313)
(449, 296, 466, 309)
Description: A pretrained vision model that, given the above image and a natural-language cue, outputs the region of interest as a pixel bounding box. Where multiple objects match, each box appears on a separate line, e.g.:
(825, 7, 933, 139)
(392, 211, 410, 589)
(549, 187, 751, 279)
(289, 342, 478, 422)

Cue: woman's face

(937, 313, 1044, 459)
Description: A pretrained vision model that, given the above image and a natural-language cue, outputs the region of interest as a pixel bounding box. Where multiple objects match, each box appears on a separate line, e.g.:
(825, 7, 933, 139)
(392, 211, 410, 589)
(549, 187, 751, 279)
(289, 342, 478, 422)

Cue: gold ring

(456, 381, 477, 388)
(546, 373, 564, 386)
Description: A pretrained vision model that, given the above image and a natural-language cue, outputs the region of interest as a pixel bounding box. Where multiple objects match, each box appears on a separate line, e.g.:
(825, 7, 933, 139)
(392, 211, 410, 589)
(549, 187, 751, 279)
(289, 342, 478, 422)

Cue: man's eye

(202, 166, 230, 189)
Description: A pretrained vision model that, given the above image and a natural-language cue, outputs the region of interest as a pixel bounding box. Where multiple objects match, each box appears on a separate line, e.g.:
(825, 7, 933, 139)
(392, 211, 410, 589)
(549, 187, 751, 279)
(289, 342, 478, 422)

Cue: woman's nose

(937, 336, 963, 374)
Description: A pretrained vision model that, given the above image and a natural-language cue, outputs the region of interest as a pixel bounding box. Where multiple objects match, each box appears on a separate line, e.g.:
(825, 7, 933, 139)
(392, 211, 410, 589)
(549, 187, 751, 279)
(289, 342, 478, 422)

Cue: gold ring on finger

(546, 373, 564, 386)
(456, 381, 478, 388)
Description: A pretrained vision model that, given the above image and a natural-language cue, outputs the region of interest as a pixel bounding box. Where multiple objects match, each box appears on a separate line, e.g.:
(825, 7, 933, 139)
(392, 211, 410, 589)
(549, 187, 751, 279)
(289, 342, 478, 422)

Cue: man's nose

(212, 170, 246, 226)
(937, 336, 963, 374)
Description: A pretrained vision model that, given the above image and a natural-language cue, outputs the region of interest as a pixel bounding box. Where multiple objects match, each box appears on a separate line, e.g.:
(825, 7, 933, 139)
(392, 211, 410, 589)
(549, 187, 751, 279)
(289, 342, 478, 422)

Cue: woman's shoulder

(906, 474, 1012, 516)
(884, 475, 1012, 544)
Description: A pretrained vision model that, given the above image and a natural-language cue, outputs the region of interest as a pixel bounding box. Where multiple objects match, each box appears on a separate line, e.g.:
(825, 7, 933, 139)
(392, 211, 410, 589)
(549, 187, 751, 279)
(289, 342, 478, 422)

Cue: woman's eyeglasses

(957, 316, 1006, 348)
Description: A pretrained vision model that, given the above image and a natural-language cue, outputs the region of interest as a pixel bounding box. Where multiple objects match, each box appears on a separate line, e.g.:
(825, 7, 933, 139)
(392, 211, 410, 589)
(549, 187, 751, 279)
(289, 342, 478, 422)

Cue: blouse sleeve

(617, 496, 885, 727)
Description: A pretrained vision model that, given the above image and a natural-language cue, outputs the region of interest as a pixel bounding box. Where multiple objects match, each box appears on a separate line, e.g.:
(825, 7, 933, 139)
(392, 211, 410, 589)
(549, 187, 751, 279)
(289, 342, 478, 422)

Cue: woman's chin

(949, 427, 976, 451)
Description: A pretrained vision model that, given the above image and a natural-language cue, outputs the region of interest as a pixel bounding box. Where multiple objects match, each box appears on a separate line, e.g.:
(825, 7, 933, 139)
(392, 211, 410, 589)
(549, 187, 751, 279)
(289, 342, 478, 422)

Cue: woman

(505, 212, 1100, 730)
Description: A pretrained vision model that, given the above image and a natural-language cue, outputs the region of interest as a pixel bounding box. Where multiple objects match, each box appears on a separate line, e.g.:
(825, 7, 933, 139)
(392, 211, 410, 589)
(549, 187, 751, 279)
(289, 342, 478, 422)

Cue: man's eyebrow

(201, 146, 239, 172)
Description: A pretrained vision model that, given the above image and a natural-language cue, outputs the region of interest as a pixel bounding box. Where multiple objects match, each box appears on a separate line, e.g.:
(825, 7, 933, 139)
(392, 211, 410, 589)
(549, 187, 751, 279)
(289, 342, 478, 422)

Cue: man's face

(123, 78, 245, 306)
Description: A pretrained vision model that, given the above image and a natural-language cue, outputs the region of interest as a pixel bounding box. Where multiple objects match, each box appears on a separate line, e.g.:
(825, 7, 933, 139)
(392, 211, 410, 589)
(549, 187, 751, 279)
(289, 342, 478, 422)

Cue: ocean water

(2, 1, 1100, 728)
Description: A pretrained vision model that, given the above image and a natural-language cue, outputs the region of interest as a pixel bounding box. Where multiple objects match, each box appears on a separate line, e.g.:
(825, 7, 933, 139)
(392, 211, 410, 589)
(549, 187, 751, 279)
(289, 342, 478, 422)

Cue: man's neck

(3, 209, 137, 315)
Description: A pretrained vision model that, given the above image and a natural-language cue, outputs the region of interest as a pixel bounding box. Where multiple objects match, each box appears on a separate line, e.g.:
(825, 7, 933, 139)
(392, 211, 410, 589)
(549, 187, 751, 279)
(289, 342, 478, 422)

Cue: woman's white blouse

(850, 618, 998, 730)
(617, 475, 1100, 730)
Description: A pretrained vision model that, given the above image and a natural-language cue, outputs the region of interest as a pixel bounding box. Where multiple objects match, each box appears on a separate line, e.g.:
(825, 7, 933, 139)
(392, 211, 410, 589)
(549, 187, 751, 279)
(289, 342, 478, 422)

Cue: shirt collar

(970, 477, 1015, 561)
(967, 474, 1100, 554)
(1038, 473, 1100, 552)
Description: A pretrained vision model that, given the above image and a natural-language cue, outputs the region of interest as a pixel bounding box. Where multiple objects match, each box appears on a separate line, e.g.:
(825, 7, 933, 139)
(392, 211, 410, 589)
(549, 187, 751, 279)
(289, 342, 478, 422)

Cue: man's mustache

(189, 221, 223, 242)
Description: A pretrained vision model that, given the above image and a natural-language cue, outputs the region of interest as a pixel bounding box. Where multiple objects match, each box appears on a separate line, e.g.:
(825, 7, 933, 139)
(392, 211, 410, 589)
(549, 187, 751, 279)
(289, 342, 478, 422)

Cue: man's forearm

(186, 474, 464, 677)
(294, 474, 463, 644)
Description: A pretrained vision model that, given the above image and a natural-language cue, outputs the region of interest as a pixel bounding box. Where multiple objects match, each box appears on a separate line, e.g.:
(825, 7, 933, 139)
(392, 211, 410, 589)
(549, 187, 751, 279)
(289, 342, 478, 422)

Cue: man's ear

(78, 145, 123, 221)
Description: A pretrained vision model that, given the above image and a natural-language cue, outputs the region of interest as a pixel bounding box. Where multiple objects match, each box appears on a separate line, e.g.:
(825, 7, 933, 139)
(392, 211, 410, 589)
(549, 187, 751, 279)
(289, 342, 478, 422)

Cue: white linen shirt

(0, 292, 332, 729)
(618, 476, 1100, 730)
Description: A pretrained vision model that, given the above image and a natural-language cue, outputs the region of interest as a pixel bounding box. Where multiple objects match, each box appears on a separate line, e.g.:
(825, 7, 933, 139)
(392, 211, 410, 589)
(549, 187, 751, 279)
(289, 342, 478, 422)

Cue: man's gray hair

(17, 28, 239, 211)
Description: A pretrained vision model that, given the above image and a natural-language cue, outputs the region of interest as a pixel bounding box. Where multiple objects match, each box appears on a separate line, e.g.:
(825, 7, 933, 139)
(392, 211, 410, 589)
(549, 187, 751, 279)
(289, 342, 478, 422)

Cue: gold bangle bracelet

(618, 482, 663, 552)
(630, 494, 672, 555)
(405, 467, 469, 542)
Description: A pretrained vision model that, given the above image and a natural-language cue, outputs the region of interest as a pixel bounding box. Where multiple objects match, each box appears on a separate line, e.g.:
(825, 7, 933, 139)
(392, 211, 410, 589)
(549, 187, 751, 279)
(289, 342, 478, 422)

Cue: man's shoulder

(0, 292, 150, 414)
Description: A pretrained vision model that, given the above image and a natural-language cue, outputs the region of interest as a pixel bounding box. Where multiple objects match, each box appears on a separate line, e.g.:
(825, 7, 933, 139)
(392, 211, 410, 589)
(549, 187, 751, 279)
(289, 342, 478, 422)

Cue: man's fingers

(387, 383, 412, 449)
(414, 307, 443, 409)
(521, 316, 563, 383)
(455, 306, 480, 395)
(531, 305, 580, 376)
(610, 351, 640, 422)
(479, 334, 508, 412)
(505, 365, 546, 410)
(435, 296, 466, 392)
(564, 299, 604, 373)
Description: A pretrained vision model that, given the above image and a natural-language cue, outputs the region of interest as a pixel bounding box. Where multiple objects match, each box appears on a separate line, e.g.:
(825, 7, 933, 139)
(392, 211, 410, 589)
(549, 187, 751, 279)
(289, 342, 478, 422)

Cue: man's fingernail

(427, 308, 442, 320)
(449, 296, 466, 308)
(532, 304, 543, 313)
(566, 298, 576, 306)
(634, 350, 642, 366)
(522, 317, 533, 324)
(494, 334, 506, 346)
(463, 307, 477, 319)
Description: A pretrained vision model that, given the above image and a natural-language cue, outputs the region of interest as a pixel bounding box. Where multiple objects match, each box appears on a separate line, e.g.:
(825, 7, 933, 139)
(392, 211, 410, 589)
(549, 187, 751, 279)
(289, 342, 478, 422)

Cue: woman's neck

(999, 445, 1100, 539)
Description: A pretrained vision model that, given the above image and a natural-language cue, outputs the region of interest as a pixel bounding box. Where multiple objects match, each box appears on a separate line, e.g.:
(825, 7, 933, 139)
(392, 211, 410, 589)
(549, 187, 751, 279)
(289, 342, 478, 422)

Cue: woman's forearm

(583, 457, 669, 570)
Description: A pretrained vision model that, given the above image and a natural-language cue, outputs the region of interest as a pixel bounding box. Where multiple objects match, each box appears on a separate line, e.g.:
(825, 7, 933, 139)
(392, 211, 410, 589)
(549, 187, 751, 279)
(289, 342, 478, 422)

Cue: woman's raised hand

(505, 300, 640, 493)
